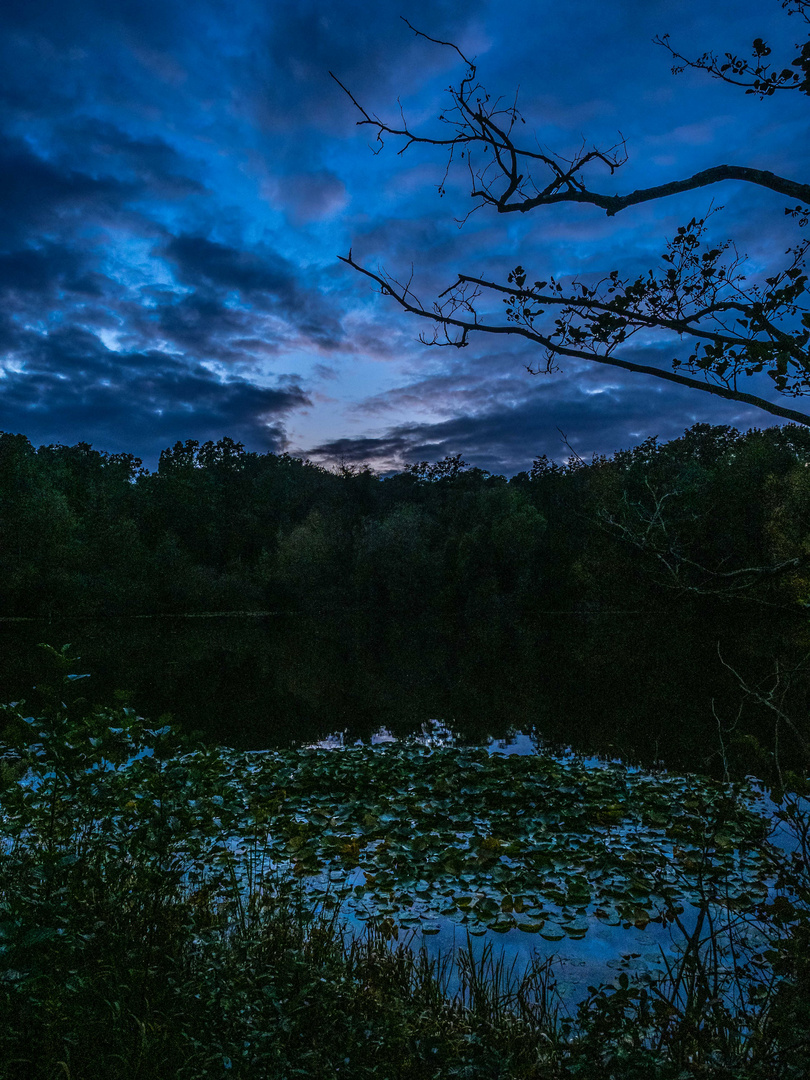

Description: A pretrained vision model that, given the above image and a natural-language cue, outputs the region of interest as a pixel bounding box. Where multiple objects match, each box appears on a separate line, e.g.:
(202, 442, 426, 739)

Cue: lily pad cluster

(0, 691, 774, 946)
(206, 743, 772, 939)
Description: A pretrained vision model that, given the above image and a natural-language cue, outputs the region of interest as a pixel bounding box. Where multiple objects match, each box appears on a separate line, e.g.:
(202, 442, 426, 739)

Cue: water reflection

(0, 610, 790, 774)
(323, 865, 687, 1007)
(288, 725, 774, 1005)
(2, 612, 800, 1023)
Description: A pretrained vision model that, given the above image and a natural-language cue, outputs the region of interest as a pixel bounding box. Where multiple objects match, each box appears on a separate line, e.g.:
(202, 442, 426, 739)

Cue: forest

(2, 0, 810, 1072)
(3, 424, 810, 1079)
(2, 422, 810, 773)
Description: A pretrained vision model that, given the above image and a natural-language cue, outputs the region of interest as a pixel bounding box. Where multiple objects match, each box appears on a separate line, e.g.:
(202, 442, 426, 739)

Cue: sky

(0, 0, 807, 475)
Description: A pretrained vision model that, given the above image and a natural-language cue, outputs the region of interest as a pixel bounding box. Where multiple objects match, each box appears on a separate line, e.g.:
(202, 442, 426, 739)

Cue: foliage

(2, 424, 810, 619)
(204, 742, 771, 942)
(336, 3, 810, 426)
(3, 424, 810, 774)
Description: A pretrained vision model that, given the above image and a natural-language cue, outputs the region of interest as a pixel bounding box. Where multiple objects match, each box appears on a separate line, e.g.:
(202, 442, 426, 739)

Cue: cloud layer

(0, 0, 806, 470)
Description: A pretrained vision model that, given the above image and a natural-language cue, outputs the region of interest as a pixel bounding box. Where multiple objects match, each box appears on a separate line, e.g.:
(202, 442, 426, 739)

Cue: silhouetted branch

(656, 1, 810, 100)
(336, 8, 810, 423)
(333, 26, 810, 216)
(339, 250, 810, 427)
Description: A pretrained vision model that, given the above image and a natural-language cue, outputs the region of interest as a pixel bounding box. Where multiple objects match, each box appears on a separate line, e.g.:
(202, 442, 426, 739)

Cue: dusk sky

(1, 0, 807, 474)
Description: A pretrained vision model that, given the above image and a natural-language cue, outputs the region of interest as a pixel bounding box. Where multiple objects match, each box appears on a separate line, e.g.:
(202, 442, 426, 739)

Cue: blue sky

(0, 0, 807, 473)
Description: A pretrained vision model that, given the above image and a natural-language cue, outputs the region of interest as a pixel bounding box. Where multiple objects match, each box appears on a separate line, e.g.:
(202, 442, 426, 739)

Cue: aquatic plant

(0, 648, 808, 1077)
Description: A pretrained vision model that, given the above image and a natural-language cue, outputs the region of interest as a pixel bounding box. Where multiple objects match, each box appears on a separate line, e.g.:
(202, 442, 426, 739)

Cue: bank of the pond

(2, 667, 809, 1078)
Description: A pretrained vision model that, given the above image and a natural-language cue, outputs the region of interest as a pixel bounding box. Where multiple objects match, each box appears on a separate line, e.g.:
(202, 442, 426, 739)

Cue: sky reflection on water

(300, 721, 773, 1004)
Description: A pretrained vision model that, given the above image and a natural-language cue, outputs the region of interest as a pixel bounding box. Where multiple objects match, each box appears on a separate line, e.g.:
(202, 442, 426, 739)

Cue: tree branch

(341, 252, 810, 428)
(335, 14, 810, 423)
(333, 44, 810, 217)
(502, 165, 810, 217)
(600, 494, 809, 594)
(455, 273, 804, 354)
(716, 645, 810, 759)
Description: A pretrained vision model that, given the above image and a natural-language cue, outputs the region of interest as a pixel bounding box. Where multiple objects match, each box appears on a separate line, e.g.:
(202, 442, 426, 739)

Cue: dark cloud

(64, 121, 206, 198)
(0, 138, 133, 244)
(162, 236, 299, 301)
(0, 244, 85, 292)
(307, 396, 766, 476)
(0, 0, 805, 472)
(246, 0, 487, 135)
(155, 235, 346, 355)
(271, 170, 347, 226)
(306, 357, 775, 476)
(0, 327, 310, 463)
(152, 292, 257, 358)
(0, 0, 188, 45)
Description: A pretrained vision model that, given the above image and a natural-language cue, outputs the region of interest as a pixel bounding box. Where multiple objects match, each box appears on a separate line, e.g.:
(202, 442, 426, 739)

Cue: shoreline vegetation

(2, 421, 810, 1075)
(1, 648, 809, 1078)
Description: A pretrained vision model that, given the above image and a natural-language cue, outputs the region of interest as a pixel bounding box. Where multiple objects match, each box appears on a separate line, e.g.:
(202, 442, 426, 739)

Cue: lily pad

(488, 918, 514, 933)
(563, 916, 590, 936)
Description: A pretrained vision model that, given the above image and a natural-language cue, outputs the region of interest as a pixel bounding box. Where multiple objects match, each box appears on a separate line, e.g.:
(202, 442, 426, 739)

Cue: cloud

(241, 0, 488, 134)
(0, 0, 806, 474)
(0, 243, 86, 293)
(0, 137, 133, 245)
(65, 120, 206, 198)
(0, 326, 311, 463)
(306, 348, 781, 476)
(161, 235, 300, 300)
(306, 387, 768, 476)
(157, 233, 347, 353)
(267, 170, 348, 225)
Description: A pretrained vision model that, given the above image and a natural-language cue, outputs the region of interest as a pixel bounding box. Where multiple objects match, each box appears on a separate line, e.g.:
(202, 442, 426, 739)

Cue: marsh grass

(1, 646, 809, 1078)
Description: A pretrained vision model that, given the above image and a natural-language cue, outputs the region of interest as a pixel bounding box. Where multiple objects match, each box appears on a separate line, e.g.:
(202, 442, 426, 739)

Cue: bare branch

(335, 11, 810, 423)
(333, 34, 810, 216)
(398, 17, 473, 68)
(716, 645, 810, 759)
(509, 164, 810, 217)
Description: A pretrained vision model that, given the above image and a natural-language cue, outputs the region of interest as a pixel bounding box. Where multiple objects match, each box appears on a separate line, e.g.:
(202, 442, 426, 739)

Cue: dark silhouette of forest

(2, 423, 810, 775)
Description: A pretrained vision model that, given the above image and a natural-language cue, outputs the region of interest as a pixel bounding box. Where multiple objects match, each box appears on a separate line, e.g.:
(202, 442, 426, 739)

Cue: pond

(0, 608, 788, 774)
(197, 724, 779, 1008)
(1, 614, 801, 1012)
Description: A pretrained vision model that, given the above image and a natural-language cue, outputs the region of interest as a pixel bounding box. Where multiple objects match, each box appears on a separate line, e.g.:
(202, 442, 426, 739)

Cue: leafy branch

(335, 6, 810, 425)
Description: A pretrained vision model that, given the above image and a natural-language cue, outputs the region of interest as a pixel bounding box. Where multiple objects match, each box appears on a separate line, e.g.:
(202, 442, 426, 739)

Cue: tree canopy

(3, 424, 810, 773)
(335, 1, 810, 426)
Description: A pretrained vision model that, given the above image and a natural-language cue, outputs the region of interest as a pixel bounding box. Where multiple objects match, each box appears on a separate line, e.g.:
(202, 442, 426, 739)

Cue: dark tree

(335, 2, 810, 426)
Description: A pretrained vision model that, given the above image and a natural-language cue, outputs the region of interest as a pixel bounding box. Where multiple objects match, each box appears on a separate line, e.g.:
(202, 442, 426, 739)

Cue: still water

(0, 610, 767, 773)
(2, 612, 789, 1006)
(303, 727, 688, 1004)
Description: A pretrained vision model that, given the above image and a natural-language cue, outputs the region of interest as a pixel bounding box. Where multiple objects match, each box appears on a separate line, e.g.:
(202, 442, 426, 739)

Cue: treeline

(5, 422, 810, 772)
(2, 423, 810, 622)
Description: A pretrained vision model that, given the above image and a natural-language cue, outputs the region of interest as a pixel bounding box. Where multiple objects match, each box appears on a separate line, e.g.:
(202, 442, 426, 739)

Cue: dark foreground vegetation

(1, 647, 810, 1079)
